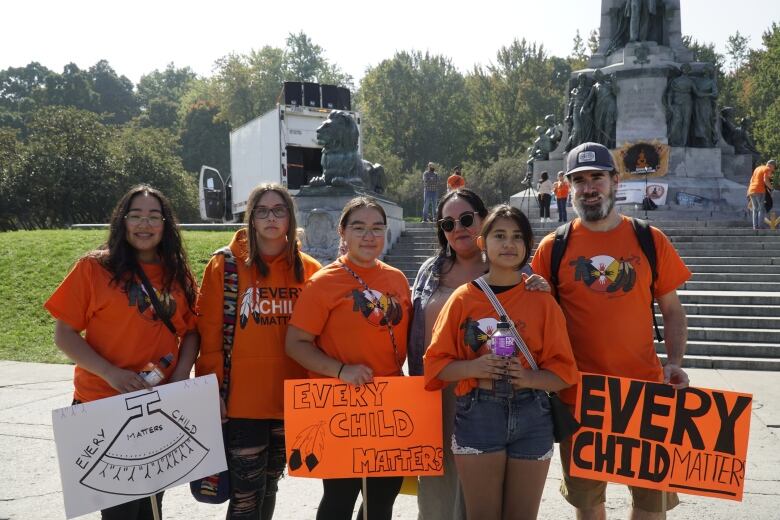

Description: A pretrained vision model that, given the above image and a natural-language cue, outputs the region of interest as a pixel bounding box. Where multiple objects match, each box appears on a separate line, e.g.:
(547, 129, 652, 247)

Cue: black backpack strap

(550, 221, 574, 302)
(214, 246, 238, 403)
(630, 218, 663, 342)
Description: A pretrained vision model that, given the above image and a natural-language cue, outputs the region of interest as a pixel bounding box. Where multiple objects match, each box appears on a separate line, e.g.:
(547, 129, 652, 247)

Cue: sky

(4, 0, 779, 85)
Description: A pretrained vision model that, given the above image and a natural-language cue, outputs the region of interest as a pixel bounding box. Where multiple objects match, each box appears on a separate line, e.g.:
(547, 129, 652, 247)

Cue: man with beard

(531, 142, 691, 520)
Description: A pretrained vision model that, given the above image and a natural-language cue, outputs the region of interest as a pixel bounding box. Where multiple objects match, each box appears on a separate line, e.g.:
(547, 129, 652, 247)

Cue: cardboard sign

(284, 376, 443, 479)
(571, 373, 752, 501)
(52, 375, 226, 518)
(617, 182, 669, 206)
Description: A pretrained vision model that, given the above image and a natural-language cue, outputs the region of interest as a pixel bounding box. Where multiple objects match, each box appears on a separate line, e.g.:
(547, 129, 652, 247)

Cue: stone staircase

(384, 220, 780, 371)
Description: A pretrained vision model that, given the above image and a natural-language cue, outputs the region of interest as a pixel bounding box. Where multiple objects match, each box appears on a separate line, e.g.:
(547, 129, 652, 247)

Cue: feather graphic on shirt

(239, 288, 254, 329)
(251, 290, 261, 324)
(288, 422, 326, 472)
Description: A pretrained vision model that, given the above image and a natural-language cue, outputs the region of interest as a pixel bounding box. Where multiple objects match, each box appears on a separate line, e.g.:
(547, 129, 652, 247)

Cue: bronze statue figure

(666, 63, 696, 147)
(566, 74, 593, 151)
(692, 64, 719, 148)
(607, 0, 666, 54)
(581, 70, 618, 148)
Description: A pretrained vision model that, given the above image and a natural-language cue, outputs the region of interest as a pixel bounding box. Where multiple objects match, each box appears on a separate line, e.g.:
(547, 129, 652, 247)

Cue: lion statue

(309, 110, 387, 194)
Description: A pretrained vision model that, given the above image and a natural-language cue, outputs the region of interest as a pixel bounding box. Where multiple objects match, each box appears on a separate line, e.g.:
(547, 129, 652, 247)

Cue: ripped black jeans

(225, 418, 286, 520)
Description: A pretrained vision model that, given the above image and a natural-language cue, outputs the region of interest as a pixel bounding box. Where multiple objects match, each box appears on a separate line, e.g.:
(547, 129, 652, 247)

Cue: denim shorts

(451, 380, 554, 460)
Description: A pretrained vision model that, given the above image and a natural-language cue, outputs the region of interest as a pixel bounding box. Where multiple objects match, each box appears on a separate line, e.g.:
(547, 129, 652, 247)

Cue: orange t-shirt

(423, 280, 578, 396)
(747, 165, 773, 195)
(289, 256, 411, 378)
(44, 257, 197, 403)
(195, 229, 321, 420)
(447, 174, 466, 191)
(531, 216, 691, 404)
(553, 181, 570, 199)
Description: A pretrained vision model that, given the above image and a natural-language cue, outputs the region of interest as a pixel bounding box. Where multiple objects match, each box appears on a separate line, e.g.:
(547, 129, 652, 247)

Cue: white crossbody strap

(474, 276, 539, 371)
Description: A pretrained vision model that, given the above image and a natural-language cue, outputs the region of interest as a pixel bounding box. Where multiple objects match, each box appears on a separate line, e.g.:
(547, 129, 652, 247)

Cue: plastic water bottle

(140, 353, 173, 386)
(490, 320, 515, 357)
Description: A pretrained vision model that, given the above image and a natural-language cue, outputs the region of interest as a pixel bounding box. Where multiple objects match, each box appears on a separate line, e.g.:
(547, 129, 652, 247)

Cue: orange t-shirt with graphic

(553, 181, 570, 199)
(423, 279, 578, 397)
(289, 256, 411, 378)
(447, 174, 466, 191)
(195, 229, 321, 419)
(44, 256, 197, 403)
(531, 216, 691, 404)
(747, 165, 773, 195)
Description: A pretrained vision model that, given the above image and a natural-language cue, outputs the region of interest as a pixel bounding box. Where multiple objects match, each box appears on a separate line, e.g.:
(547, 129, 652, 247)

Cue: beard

(573, 182, 617, 222)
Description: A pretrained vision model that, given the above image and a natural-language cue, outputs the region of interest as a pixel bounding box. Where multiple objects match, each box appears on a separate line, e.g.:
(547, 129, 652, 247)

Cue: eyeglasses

(347, 224, 387, 238)
(253, 206, 289, 219)
(125, 215, 165, 227)
(438, 212, 477, 232)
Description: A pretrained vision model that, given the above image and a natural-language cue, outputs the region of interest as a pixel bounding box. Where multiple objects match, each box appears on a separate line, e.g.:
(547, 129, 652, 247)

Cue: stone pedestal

(531, 159, 565, 184)
(616, 74, 669, 146)
(294, 185, 404, 265)
(668, 147, 722, 178)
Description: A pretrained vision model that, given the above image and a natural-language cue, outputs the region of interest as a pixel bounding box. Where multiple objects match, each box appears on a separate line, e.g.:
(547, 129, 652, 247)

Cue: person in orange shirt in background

(195, 184, 321, 519)
(532, 142, 691, 520)
(747, 159, 776, 229)
(286, 196, 411, 520)
(45, 184, 199, 520)
(553, 171, 570, 222)
(447, 166, 466, 192)
(424, 204, 578, 520)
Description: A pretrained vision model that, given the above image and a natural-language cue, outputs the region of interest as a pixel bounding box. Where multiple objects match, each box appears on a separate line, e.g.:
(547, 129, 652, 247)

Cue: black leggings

(539, 193, 552, 219)
(101, 493, 163, 520)
(316, 476, 403, 520)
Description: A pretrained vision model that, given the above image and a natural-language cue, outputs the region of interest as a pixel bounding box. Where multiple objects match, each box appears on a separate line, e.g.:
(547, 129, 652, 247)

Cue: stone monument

(563, 0, 753, 209)
(295, 110, 404, 264)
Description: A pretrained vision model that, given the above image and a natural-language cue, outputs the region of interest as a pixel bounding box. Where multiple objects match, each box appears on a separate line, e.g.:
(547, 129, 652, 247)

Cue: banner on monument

(52, 375, 226, 518)
(284, 376, 443, 479)
(570, 373, 752, 501)
(616, 182, 668, 205)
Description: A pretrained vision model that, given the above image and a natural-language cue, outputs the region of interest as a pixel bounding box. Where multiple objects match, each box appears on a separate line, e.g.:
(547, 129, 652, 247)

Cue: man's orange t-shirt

(553, 181, 570, 199)
(531, 216, 691, 404)
(289, 256, 411, 378)
(747, 165, 773, 195)
(45, 257, 197, 402)
(447, 174, 466, 191)
(195, 229, 321, 420)
(424, 280, 578, 396)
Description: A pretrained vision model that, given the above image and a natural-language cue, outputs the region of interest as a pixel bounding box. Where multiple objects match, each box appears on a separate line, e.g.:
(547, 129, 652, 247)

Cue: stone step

(678, 291, 780, 305)
(680, 256, 780, 265)
(677, 303, 780, 318)
(690, 273, 780, 282)
(669, 235, 780, 242)
(660, 325, 780, 343)
(672, 243, 780, 251)
(658, 314, 780, 329)
(656, 353, 780, 371)
(685, 264, 780, 274)
(682, 280, 780, 291)
(656, 340, 780, 358)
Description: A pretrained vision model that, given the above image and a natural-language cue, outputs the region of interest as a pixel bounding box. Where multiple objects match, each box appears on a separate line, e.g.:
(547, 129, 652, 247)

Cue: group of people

(536, 171, 570, 223)
(46, 141, 692, 520)
(422, 163, 466, 222)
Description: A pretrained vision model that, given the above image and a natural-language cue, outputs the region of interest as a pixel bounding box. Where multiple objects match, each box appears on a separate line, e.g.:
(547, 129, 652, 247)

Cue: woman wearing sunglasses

(409, 189, 549, 520)
(196, 184, 322, 519)
(286, 196, 412, 520)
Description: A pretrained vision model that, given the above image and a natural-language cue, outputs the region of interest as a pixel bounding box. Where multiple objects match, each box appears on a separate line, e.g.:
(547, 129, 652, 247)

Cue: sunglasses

(438, 212, 477, 232)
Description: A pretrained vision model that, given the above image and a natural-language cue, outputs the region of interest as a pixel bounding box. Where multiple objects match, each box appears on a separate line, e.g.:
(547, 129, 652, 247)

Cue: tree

(0, 62, 52, 114)
(570, 30, 588, 68)
(726, 31, 751, 72)
(462, 157, 528, 207)
(588, 29, 600, 55)
(466, 39, 568, 164)
(137, 63, 197, 107)
(742, 23, 780, 163)
(283, 32, 352, 87)
(88, 60, 139, 124)
(179, 100, 230, 175)
(43, 63, 99, 112)
(359, 50, 471, 173)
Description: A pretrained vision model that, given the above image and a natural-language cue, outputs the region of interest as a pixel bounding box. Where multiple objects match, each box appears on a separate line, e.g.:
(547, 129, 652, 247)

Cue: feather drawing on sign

(288, 421, 326, 472)
(79, 392, 209, 496)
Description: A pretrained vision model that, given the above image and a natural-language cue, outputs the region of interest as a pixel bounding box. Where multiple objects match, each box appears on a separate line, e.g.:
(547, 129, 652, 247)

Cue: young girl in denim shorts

(424, 204, 578, 520)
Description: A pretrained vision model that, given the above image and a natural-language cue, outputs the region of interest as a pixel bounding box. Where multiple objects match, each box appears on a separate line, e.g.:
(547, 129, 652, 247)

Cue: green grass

(0, 229, 235, 364)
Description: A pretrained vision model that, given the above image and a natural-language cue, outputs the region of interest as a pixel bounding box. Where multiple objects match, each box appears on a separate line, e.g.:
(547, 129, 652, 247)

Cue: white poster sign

(52, 374, 226, 518)
(616, 181, 669, 206)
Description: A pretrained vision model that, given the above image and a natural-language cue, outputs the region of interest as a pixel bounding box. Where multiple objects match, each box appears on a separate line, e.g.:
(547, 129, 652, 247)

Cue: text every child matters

(571, 373, 752, 501)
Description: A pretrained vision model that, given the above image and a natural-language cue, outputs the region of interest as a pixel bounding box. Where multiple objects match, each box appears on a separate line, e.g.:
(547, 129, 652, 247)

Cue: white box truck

(199, 104, 361, 221)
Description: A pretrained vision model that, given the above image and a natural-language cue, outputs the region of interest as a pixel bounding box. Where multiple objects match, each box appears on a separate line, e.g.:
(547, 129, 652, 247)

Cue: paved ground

(1, 361, 778, 519)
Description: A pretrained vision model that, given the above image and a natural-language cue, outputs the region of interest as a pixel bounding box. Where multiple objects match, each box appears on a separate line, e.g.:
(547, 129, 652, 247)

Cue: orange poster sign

(571, 373, 752, 501)
(283, 376, 443, 479)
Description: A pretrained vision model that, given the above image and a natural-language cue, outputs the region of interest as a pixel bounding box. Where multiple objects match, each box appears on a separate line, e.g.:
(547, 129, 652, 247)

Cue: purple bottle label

(492, 335, 515, 357)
